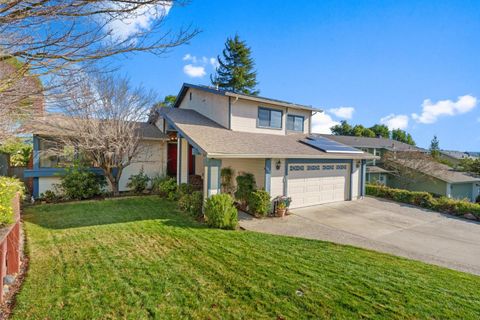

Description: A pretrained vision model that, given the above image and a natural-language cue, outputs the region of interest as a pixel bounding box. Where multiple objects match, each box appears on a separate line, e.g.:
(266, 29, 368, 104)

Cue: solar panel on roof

(301, 136, 364, 154)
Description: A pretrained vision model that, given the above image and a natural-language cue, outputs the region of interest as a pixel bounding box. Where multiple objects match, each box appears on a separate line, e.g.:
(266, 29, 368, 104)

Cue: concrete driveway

(239, 197, 480, 275)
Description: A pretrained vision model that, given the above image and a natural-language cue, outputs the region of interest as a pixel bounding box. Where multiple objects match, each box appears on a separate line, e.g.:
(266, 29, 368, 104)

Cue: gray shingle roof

(440, 150, 470, 160)
(317, 134, 424, 152)
(25, 115, 168, 140)
(160, 108, 373, 159)
(392, 159, 480, 184)
(366, 166, 391, 174)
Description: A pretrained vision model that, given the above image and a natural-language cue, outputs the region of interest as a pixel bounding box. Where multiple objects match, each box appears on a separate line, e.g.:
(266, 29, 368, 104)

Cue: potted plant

(276, 202, 287, 217)
(274, 196, 291, 217)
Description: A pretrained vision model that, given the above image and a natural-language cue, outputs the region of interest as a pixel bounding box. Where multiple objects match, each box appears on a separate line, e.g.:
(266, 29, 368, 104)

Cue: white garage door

(287, 163, 350, 209)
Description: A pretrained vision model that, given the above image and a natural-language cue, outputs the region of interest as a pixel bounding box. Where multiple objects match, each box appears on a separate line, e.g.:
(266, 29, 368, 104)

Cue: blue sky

(116, 0, 480, 151)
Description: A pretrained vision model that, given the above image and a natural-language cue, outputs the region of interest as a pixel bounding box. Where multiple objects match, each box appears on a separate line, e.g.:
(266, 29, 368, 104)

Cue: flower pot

(276, 208, 287, 217)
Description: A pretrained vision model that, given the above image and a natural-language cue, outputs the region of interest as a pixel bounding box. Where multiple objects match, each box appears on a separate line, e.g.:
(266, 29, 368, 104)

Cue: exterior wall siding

(388, 174, 447, 197)
(451, 183, 474, 201)
(220, 158, 265, 190)
(178, 88, 229, 128)
(270, 158, 285, 197)
(230, 98, 311, 135)
(351, 160, 360, 199)
(36, 140, 167, 196)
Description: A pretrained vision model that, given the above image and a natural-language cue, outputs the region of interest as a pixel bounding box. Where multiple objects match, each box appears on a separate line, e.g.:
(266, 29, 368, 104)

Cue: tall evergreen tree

(211, 35, 259, 95)
(429, 135, 440, 158)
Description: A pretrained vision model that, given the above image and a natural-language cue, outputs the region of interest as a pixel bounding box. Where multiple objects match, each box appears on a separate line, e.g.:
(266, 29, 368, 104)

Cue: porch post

(361, 160, 366, 197)
(177, 136, 189, 185)
(265, 159, 271, 194)
(205, 158, 221, 197)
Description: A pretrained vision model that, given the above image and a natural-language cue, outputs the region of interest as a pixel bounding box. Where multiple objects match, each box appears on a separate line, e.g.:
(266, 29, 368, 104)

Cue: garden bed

(366, 184, 480, 221)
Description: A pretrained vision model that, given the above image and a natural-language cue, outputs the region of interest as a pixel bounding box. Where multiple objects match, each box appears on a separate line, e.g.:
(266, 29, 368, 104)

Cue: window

(258, 107, 282, 129)
(287, 115, 304, 132)
(38, 138, 75, 168)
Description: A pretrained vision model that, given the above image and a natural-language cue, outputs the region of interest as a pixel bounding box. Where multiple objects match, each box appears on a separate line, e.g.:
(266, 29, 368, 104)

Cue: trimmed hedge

(0, 177, 24, 226)
(366, 184, 480, 219)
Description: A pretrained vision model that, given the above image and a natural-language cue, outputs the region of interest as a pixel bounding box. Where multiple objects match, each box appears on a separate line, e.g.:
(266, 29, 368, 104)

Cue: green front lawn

(13, 196, 480, 319)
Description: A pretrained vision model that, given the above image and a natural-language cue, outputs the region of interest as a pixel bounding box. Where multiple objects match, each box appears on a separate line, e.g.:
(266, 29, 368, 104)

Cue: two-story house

(155, 83, 372, 208)
(26, 83, 374, 209)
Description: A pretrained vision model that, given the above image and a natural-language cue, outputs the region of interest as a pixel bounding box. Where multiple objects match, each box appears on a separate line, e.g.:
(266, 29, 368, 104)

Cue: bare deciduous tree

(383, 151, 436, 188)
(0, 0, 198, 141)
(29, 72, 158, 196)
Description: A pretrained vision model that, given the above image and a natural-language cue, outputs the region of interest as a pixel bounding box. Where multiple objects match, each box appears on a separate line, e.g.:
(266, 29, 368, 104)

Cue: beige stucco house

(155, 83, 372, 208)
(27, 83, 374, 208)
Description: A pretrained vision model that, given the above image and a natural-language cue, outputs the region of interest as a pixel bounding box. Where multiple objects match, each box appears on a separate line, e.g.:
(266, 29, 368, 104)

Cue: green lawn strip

(11, 196, 480, 319)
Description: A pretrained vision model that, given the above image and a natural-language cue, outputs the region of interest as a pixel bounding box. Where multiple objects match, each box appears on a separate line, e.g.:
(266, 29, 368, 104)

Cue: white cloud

(412, 95, 477, 124)
(183, 64, 206, 78)
(210, 57, 219, 69)
(108, 3, 171, 41)
(328, 107, 354, 119)
(182, 54, 218, 78)
(380, 114, 409, 130)
(311, 112, 340, 134)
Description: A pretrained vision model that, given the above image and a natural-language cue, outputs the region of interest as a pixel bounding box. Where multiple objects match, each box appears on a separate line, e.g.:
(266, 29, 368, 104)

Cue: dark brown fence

(0, 193, 21, 303)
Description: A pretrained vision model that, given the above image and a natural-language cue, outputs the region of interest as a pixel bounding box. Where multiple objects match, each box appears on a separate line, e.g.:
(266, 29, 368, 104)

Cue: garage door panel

(288, 162, 350, 209)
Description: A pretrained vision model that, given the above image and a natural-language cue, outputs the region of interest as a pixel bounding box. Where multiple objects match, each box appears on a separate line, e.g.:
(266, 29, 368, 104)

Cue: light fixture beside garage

(275, 160, 282, 170)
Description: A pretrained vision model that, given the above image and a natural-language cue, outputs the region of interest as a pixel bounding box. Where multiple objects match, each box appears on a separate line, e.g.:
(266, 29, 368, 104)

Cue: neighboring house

(25, 122, 169, 198)
(387, 158, 480, 202)
(318, 134, 423, 185)
(439, 150, 472, 166)
(25, 83, 374, 207)
(321, 134, 480, 202)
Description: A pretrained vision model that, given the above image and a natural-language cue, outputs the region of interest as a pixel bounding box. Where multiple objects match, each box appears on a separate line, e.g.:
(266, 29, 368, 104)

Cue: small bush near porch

(12, 196, 480, 319)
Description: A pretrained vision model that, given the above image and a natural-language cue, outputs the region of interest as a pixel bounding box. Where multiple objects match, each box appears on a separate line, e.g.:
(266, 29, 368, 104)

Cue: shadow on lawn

(23, 197, 209, 230)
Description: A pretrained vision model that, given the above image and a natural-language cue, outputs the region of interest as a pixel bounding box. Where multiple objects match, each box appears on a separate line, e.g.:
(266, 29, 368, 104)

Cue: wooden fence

(0, 193, 21, 303)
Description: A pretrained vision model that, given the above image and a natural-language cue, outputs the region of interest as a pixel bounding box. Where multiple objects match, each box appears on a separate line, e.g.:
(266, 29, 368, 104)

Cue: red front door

(167, 143, 177, 177)
(167, 143, 194, 177)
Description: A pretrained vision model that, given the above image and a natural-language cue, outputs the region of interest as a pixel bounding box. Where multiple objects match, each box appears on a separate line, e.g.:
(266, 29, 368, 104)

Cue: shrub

(234, 172, 256, 207)
(179, 191, 204, 217)
(204, 194, 238, 229)
(127, 168, 150, 194)
(476, 195, 480, 204)
(221, 167, 235, 195)
(40, 190, 60, 203)
(178, 183, 195, 197)
(151, 175, 164, 194)
(248, 190, 271, 217)
(154, 176, 178, 200)
(366, 184, 480, 219)
(56, 165, 106, 200)
(0, 177, 24, 226)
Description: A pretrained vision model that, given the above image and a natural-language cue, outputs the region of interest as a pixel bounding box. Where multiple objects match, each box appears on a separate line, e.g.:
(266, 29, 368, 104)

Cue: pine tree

(430, 135, 440, 159)
(211, 35, 259, 95)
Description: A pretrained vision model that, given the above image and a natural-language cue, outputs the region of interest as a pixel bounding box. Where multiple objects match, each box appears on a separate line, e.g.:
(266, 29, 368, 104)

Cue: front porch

(173, 132, 271, 199)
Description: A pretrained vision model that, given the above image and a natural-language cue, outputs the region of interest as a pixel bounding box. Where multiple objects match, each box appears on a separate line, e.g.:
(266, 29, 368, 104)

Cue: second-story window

(258, 107, 282, 129)
(286, 115, 304, 132)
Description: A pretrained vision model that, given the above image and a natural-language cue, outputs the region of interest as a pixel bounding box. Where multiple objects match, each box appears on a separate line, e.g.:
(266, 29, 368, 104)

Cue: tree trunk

(104, 168, 121, 197)
(111, 182, 120, 197)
